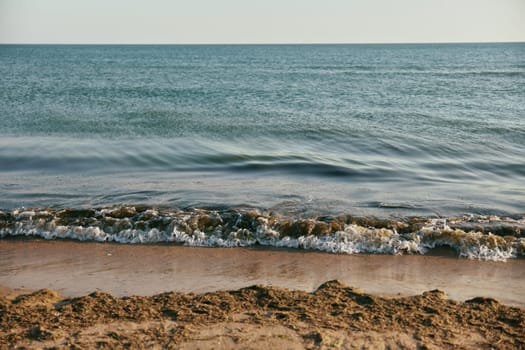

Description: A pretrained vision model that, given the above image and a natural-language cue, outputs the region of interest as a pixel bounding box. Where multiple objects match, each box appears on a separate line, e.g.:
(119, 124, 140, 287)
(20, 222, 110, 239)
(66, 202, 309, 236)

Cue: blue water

(1, 43, 524, 217)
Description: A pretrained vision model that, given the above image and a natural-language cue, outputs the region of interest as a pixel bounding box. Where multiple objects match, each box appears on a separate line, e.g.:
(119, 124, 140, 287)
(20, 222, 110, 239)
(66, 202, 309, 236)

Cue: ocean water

(1, 43, 524, 260)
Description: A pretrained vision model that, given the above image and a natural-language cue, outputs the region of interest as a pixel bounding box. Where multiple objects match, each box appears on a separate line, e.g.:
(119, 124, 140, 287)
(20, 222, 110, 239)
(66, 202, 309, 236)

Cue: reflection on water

(1, 241, 524, 307)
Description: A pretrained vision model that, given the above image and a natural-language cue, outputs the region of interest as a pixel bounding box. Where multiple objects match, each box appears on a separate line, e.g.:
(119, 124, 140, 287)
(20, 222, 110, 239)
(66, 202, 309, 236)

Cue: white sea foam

(1, 207, 524, 261)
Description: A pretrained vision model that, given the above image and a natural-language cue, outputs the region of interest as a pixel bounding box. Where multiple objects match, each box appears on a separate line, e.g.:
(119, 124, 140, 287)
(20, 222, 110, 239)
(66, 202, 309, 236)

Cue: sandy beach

(1, 239, 524, 349)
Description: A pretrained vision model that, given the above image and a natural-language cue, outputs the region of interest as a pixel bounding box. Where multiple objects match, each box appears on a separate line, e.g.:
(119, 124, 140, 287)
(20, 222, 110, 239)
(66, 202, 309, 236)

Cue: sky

(1, 0, 524, 44)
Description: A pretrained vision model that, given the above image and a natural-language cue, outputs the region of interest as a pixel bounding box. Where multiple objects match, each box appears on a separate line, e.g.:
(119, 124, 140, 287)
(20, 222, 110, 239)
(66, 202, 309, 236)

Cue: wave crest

(1, 206, 524, 261)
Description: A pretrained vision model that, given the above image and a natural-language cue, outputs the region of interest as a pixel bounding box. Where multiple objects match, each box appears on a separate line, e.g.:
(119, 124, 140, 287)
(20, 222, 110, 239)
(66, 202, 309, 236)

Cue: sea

(0, 43, 524, 261)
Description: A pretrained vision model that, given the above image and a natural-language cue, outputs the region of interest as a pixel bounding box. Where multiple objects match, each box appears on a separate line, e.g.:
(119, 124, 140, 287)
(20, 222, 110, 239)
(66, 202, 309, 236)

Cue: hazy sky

(1, 0, 524, 44)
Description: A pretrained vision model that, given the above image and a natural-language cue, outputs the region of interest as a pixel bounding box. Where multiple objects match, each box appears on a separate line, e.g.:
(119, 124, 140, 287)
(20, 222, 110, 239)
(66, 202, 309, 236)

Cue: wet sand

(1, 239, 524, 349)
(1, 239, 524, 306)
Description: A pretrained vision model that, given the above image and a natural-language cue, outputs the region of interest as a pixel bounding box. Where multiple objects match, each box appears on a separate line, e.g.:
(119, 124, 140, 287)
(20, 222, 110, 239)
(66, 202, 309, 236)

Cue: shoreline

(1, 239, 524, 307)
(1, 239, 524, 348)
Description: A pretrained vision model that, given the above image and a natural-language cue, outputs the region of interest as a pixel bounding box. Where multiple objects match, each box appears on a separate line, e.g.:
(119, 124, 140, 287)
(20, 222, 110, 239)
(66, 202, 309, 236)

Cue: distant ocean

(1, 43, 524, 260)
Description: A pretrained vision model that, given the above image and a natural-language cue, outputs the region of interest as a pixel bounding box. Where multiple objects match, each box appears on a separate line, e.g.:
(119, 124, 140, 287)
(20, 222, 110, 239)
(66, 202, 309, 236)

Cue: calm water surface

(0, 43, 524, 217)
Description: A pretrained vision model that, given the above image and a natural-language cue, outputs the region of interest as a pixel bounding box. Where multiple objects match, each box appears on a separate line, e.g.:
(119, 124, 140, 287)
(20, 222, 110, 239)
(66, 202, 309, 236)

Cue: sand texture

(1, 280, 524, 349)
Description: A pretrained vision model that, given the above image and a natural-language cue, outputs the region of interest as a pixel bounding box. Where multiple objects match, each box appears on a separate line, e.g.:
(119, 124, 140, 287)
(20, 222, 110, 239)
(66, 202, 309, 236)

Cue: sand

(1, 239, 524, 349)
(1, 239, 524, 306)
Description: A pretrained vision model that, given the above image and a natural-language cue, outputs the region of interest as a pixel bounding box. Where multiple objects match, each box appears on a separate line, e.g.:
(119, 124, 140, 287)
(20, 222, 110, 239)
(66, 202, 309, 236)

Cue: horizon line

(1, 40, 524, 46)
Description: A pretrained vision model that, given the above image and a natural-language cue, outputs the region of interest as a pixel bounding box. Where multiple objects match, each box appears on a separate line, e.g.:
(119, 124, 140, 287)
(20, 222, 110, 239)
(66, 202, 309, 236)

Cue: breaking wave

(1, 206, 524, 262)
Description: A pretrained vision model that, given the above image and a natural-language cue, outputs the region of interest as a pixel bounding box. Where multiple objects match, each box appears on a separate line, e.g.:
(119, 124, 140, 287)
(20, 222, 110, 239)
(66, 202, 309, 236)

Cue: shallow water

(1, 240, 524, 307)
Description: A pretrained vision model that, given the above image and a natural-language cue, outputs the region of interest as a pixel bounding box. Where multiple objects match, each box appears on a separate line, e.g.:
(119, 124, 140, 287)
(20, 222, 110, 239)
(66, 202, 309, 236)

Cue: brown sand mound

(1, 280, 523, 349)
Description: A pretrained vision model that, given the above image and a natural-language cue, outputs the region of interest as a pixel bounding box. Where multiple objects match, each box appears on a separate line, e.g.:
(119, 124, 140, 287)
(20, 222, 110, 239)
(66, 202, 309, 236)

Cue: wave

(1, 206, 524, 261)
